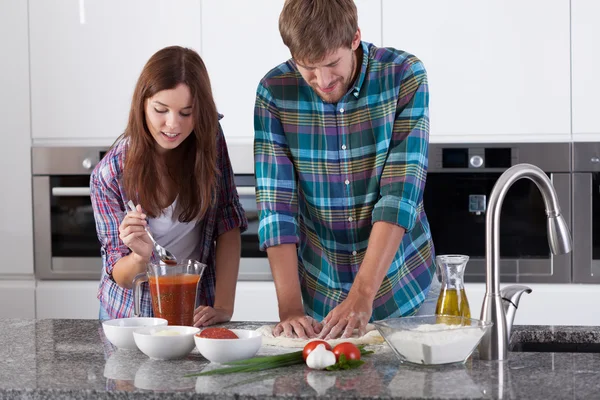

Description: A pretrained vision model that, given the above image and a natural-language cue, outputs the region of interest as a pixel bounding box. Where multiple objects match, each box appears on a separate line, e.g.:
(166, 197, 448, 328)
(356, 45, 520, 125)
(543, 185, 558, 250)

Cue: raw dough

(256, 324, 385, 347)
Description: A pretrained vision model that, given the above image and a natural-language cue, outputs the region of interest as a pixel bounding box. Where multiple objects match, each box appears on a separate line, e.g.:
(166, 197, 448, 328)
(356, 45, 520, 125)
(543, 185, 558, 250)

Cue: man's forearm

(266, 244, 304, 318)
(214, 228, 241, 312)
(351, 221, 406, 300)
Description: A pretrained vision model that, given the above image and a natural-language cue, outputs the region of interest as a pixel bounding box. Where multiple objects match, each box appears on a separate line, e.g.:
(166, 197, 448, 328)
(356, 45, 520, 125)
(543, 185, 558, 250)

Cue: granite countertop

(2, 319, 600, 399)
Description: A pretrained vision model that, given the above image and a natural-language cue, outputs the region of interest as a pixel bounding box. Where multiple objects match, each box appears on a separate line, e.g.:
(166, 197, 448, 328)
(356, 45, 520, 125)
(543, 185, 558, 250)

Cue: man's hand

(318, 294, 372, 339)
(273, 313, 322, 339)
(193, 306, 232, 327)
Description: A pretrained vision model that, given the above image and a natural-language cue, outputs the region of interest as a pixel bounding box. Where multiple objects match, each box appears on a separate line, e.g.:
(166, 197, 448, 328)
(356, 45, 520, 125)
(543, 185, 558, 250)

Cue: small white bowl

(194, 329, 262, 363)
(133, 326, 200, 360)
(102, 317, 168, 350)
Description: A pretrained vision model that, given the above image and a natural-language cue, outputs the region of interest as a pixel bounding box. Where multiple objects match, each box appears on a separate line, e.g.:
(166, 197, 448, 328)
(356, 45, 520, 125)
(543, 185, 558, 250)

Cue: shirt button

(339, 108, 345, 113)
(341, 144, 347, 150)
(354, 92, 359, 97)
(345, 179, 350, 185)
(352, 250, 357, 256)
(348, 216, 353, 222)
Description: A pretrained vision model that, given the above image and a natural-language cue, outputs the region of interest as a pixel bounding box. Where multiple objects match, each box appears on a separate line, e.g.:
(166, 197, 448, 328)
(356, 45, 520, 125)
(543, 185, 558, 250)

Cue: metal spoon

(127, 200, 177, 265)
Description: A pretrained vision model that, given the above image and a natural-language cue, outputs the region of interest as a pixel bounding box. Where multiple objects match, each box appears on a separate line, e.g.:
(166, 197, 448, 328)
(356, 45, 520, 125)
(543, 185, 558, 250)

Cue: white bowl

(102, 317, 168, 350)
(133, 326, 200, 360)
(194, 329, 262, 363)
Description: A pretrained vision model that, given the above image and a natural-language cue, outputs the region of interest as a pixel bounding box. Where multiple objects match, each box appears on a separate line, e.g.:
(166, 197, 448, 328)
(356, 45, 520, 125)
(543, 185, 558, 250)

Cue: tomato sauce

(197, 327, 238, 339)
(148, 274, 199, 326)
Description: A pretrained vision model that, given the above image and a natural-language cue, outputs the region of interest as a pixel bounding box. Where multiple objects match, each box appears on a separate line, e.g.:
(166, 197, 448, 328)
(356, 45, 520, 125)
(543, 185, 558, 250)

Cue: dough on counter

(256, 324, 385, 347)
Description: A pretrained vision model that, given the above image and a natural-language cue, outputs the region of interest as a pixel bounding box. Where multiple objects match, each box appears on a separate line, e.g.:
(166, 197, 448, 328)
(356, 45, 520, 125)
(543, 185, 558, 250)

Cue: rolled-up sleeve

(215, 123, 248, 235)
(372, 60, 429, 232)
(254, 81, 299, 251)
(90, 166, 129, 276)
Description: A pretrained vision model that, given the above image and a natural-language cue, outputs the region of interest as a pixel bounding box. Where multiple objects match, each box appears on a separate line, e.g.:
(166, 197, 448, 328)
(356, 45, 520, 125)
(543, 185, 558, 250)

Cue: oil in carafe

(435, 255, 471, 324)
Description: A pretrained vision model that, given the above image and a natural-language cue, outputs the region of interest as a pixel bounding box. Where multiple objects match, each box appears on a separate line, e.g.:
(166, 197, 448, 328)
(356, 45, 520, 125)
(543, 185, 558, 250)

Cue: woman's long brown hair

(122, 46, 219, 222)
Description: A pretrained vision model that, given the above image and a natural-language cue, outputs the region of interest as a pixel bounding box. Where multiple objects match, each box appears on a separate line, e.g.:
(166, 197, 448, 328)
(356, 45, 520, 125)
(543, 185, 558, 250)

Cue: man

(254, 0, 438, 340)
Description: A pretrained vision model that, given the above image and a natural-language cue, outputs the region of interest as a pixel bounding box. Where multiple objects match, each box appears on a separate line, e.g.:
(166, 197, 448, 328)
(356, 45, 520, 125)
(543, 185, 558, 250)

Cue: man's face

(295, 30, 361, 103)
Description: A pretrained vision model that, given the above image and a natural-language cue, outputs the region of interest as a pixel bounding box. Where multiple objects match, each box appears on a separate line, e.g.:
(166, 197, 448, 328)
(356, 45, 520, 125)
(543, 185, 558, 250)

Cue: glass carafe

(435, 254, 471, 321)
(133, 259, 206, 326)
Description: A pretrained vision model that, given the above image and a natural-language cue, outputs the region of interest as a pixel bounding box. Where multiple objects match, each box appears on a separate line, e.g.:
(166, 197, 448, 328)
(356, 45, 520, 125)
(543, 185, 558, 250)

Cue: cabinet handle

(51, 187, 91, 197)
(237, 187, 256, 196)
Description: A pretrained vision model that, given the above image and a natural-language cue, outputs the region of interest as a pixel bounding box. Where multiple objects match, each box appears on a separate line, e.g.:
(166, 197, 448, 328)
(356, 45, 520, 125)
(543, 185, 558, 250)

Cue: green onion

(185, 346, 372, 377)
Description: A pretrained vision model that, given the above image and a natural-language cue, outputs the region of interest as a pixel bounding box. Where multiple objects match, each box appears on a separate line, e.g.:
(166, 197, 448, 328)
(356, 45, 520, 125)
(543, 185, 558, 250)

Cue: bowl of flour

(372, 315, 493, 366)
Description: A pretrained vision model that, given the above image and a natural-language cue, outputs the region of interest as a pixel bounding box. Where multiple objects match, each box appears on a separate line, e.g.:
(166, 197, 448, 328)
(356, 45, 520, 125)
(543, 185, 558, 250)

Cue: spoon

(127, 200, 177, 265)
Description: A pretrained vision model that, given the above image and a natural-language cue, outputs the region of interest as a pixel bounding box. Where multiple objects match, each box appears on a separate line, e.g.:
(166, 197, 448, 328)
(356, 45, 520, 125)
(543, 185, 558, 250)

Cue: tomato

(302, 340, 332, 360)
(332, 342, 361, 362)
(196, 327, 238, 339)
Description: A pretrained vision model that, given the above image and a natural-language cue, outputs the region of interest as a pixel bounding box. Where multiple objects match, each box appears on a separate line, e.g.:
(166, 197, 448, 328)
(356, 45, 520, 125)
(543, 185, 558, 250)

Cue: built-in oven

(234, 174, 272, 281)
(424, 143, 572, 284)
(32, 147, 108, 280)
(572, 142, 600, 283)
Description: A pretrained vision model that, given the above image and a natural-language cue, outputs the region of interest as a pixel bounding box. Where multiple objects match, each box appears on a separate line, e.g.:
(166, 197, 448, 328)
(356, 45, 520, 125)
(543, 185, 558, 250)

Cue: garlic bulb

(306, 344, 336, 370)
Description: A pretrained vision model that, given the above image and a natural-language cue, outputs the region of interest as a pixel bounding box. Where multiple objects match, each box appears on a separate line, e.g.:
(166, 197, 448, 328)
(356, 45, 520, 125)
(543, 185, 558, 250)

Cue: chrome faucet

(478, 163, 572, 361)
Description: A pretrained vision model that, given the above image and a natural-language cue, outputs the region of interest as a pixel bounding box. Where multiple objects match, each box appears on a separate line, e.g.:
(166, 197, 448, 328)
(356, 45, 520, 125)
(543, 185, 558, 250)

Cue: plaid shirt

(254, 41, 435, 321)
(91, 123, 247, 319)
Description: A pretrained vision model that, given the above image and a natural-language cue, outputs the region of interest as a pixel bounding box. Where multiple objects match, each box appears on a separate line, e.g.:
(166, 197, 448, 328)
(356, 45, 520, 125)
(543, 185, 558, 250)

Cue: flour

(387, 323, 485, 365)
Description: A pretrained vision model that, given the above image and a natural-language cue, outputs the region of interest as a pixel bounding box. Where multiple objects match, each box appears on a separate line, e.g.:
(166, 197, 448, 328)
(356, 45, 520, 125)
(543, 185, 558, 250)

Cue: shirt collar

(351, 41, 370, 95)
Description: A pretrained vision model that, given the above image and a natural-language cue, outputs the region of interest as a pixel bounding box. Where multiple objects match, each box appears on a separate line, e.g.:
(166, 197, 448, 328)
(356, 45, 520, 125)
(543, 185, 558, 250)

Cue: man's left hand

(193, 306, 232, 327)
(318, 294, 372, 339)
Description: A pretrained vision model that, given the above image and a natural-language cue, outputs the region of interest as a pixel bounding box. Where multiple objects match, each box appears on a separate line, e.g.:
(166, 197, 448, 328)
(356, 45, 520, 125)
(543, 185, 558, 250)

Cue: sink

(510, 342, 600, 353)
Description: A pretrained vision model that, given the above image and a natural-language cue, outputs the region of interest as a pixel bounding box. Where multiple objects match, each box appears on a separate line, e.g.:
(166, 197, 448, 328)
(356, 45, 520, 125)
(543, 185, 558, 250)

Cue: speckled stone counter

(2, 320, 600, 400)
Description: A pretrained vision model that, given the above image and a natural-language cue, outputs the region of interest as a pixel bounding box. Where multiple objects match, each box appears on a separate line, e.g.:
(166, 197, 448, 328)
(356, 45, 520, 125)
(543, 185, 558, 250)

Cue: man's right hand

(273, 313, 323, 339)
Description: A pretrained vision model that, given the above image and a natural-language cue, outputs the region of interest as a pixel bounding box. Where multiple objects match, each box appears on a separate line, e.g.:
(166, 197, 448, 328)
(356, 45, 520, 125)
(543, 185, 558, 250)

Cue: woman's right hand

(119, 204, 153, 261)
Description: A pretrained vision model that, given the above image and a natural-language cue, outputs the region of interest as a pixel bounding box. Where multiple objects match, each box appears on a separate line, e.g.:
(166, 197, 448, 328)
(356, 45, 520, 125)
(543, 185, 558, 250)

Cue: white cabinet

(572, 0, 600, 141)
(29, 0, 202, 144)
(201, 0, 382, 142)
(382, 0, 571, 143)
(0, 280, 35, 318)
(36, 281, 100, 319)
(232, 281, 279, 322)
(0, 0, 34, 275)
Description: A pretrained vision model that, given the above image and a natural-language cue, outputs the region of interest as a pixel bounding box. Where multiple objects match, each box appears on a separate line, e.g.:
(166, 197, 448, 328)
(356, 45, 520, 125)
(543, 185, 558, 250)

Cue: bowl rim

(194, 328, 262, 341)
(132, 325, 201, 337)
(372, 315, 494, 332)
(102, 317, 168, 328)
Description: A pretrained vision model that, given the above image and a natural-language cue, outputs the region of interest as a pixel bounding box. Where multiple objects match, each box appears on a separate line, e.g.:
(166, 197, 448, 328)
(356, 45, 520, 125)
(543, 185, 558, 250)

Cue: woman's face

(145, 83, 194, 154)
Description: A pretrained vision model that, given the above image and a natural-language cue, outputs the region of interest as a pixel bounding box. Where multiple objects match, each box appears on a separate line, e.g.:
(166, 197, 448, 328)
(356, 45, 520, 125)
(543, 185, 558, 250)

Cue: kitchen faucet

(478, 163, 572, 361)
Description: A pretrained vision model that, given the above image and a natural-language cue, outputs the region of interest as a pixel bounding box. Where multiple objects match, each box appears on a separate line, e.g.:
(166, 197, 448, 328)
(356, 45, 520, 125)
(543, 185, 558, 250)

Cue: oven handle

(237, 187, 256, 196)
(51, 187, 91, 197)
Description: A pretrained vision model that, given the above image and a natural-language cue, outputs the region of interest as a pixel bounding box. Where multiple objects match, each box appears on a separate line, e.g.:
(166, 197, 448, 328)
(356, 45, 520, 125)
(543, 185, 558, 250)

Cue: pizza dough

(255, 324, 385, 347)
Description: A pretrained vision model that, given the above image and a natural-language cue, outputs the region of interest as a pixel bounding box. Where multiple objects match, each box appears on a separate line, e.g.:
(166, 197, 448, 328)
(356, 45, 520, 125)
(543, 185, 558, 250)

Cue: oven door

(235, 175, 272, 281)
(33, 175, 102, 280)
(424, 172, 572, 283)
(572, 142, 600, 282)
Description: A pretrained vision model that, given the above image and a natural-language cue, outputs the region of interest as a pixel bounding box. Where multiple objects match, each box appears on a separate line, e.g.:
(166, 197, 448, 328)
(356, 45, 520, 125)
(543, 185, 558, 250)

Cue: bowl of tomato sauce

(194, 327, 262, 363)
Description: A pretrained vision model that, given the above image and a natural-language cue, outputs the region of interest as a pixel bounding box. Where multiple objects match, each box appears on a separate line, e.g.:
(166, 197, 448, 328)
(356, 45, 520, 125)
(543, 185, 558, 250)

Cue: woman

(90, 46, 247, 327)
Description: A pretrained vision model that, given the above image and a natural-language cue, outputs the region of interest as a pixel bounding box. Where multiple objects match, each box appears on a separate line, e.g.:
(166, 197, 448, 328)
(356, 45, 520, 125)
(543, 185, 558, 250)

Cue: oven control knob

(470, 155, 484, 168)
(82, 158, 93, 170)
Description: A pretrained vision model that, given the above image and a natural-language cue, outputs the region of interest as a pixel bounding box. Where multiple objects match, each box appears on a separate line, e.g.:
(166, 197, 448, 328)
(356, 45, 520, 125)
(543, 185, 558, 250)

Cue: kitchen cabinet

(382, 0, 571, 143)
(28, 0, 202, 144)
(0, 0, 34, 275)
(36, 281, 100, 319)
(572, 0, 600, 141)
(0, 280, 35, 318)
(232, 281, 279, 322)
(200, 0, 382, 142)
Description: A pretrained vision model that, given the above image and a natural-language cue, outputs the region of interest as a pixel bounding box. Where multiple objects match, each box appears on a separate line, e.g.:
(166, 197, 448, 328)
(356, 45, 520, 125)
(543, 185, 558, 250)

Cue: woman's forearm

(112, 252, 149, 289)
(213, 228, 241, 312)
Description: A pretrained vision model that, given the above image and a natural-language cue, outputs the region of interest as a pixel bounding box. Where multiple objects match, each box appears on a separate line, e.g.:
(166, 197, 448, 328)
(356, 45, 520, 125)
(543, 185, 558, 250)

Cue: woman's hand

(119, 204, 153, 261)
(193, 306, 233, 327)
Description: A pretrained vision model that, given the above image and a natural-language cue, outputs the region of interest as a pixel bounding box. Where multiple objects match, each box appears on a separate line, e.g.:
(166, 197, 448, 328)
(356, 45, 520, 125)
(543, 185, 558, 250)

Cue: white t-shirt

(147, 199, 201, 262)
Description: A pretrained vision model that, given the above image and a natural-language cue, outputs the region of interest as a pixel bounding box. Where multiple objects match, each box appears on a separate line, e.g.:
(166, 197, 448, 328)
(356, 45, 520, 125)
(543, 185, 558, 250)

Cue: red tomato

(332, 342, 361, 361)
(196, 327, 238, 339)
(302, 340, 332, 361)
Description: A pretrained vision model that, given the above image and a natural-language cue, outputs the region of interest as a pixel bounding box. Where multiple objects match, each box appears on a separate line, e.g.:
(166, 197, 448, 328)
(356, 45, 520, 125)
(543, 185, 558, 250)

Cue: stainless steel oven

(424, 143, 572, 283)
(32, 147, 108, 280)
(572, 142, 600, 283)
(235, 174, 272, 281)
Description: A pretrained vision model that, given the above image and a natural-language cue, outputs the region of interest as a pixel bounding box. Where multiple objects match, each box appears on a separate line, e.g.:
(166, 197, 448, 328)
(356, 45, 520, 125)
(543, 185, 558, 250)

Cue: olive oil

(435, 288, 471, 319)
